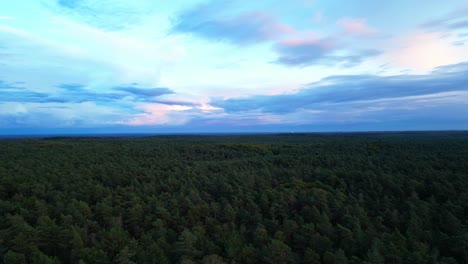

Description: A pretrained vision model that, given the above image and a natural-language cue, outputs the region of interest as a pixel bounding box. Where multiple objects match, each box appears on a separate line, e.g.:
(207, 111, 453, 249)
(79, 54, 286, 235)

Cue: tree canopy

(0, 132, 467, 263)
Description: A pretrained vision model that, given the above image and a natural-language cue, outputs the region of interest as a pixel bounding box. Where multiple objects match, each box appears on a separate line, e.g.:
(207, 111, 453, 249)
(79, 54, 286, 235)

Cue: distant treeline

(0, 133, 467, 263)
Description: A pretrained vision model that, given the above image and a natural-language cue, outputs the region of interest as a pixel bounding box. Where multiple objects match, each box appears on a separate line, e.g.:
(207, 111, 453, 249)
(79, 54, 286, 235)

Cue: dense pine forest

(0, 132, 467, 264)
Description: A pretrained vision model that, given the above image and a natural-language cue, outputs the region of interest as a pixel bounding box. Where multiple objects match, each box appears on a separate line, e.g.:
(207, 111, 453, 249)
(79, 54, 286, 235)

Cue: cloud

(274, 37, 380, 67)
(338, 49, 382, 66)
(1, 77, 196, 127)
(113, 86, 174, 97)
(274, 37, 337, 65)
(0, 19, 183, 96)
(57, 0, 83, 9)
(0, 89, 121, 104)
(3, 61, 468, 129)
(53, 92, 124, 103)
(0, 83, 181, 127)
(127, 103, 193, 126)
(0, 80, 24, 90)
(0, 24, 86, 58)
(337, 17, 378, 37)
(0, 101, 130, 127)
(120, 89, 224, 126)
(171, 2, 295, 44)
(0, 90, 51, 103)
(151, 100, 199, 107)
(126, 100, 222, 126)
(57, 83, 86, 90)
(51, 0, 155, 30)
(0, 16, 14, 20)
(171, 2, 379, 68)
(0, 83, 174, 104)
(3, 0, 467, 131)
(422, 6, 468, 31)
(213, 62, 468, 116)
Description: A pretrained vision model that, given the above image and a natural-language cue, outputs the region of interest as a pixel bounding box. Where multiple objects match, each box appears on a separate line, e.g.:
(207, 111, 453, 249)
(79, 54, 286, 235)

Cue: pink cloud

(337, 17, 378, 37)
(279, 37, 337, 49)
(128, 104, 193, 126)
(127, 102, 222, 126)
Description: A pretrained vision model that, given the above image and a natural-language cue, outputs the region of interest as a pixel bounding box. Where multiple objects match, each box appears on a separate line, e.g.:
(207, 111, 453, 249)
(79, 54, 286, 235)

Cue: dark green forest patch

(0, 133, 467, 263)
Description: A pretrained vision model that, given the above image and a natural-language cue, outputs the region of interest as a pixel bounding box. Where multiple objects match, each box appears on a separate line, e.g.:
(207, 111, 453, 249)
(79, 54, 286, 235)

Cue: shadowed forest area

(0, 132, 467, 263)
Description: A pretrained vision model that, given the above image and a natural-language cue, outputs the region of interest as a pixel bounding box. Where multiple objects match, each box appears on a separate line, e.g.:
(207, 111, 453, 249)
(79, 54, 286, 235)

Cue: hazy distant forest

(0, 133, 466, 264)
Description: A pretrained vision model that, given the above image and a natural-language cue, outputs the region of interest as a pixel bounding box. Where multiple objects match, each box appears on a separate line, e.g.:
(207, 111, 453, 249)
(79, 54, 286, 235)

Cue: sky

(1, 0, 468, 134)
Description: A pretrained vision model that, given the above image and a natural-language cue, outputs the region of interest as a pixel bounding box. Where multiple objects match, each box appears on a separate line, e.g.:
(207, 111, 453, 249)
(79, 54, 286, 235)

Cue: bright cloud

(128, 104, 194, 126)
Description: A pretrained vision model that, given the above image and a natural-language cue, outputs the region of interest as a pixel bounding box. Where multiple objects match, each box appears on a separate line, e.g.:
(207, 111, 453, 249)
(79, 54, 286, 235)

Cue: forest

(0, 132, 467, 263)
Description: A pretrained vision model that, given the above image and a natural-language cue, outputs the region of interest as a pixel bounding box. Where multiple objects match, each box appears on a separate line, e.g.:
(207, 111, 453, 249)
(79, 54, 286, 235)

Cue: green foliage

(3, 251, 27, 264)
(201, 254, 226, 264)
(264, 239, 294, 263)
(0, 133, 467, 263)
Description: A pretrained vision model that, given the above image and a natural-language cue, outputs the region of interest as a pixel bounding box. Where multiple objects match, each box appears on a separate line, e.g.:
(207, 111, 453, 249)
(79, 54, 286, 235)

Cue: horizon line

(1, 130, 467, 139)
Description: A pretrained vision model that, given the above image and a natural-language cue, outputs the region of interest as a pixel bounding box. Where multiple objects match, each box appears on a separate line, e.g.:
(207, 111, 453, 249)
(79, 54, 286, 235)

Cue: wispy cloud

(0, 19, 183, 95)
(0, 83, 174, 104)
(422, 6, 468, 31)
(213, 62, 468, 115)
(151, 99, 199, 107)
(337, 17, 378, 37)
(51, 0, 156, 30)
(0, 16, 14, 20)
(0, 80, 24, 90)
(171, 1, 381, 68)
(274, 37, 380, 67)
(113, 86, 174, 97)
(274, 37, 337, 66)
(0, 101, 131, 127)
(57, 83, 86, 90)
(0, 88, 121, 104)
(172, 2, 295, 45)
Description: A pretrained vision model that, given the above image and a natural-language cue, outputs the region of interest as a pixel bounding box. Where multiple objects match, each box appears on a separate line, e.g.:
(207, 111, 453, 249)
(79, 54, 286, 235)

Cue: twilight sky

(1, 0, 468, 134)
